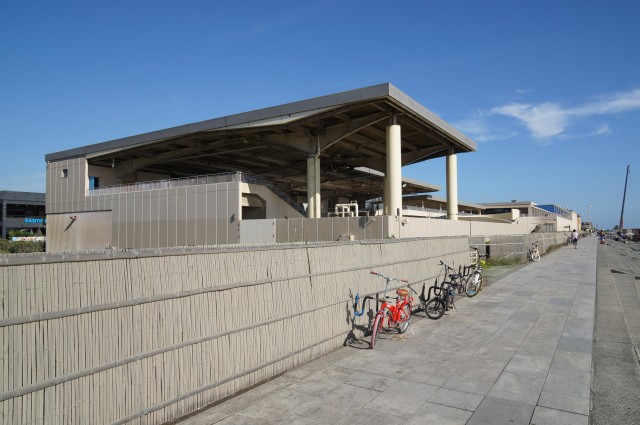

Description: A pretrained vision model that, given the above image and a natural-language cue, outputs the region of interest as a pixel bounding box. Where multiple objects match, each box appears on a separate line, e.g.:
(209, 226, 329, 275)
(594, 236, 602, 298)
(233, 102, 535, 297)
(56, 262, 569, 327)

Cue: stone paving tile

(443, 358, 508, 395)
(511, 311, 541, 323)
(467, 396, 535, 425)
(443, 371, 502, 396)
(557, 336, 593, 354)
(343, 370, 399, 392)
(474, 341, 520, 361)
(227, 388, 320, 421)
(543, 367, 591, 398)
(504, 354, 553, 377)
(286, 366, 356, 397)
(365, 380, 438, 418)
(216, 412, 325, 425)
(404, 359, 458, 387)
(338, 407, 406, 425)
(296, 398, 365, 424)
(550, 350, 592, 373)
(526, 325, 564, 341)
(516, 337, 558, 358)
(178, 374, 301, 424)
(488, 371, 546, 405)
(319, 382, 381, 407)
(531, 406, 588, 425)
(561, 326, 594, 339)
(405, 401, 473, 425)
(537, 390, 589, 415)
(427, 387, 483, 411)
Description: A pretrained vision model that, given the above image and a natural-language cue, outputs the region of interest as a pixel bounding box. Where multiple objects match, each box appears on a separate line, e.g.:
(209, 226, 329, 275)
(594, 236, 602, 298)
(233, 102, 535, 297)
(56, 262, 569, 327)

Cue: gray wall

(0, 237, 469, 424)
(46, 157, 243, 251)
(468, 233, 567, 260)
(46, 160, 312, 252)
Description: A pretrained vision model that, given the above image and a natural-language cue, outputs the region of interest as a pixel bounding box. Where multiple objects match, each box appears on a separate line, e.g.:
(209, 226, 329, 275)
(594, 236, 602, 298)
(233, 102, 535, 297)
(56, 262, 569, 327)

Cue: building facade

(0, 191, 46, 239)
(45, 84, 477, 252)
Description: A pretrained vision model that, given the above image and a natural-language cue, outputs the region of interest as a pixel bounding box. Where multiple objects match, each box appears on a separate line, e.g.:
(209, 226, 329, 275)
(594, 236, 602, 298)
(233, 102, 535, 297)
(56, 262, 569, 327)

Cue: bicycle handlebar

(369, 271, 408, 283)
(439, 260, 455, 271)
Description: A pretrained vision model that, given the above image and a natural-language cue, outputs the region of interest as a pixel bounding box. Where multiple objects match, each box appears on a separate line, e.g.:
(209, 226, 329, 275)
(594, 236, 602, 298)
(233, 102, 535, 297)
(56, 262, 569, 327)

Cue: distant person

(599, 230, 606, 245)
(571, 229, 579, 249)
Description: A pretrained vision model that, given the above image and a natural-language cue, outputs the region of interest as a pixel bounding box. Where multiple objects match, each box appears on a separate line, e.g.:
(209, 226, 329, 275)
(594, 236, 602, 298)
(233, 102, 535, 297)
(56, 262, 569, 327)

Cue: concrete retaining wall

(0, 232, 566, 423)
(0, 237, 469, 424)
(469, 232, 567, 259)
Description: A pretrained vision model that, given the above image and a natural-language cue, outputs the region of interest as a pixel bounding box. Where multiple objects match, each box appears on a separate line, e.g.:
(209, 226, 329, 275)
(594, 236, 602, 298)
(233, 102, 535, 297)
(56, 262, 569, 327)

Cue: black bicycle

(423, 261, 463, 320)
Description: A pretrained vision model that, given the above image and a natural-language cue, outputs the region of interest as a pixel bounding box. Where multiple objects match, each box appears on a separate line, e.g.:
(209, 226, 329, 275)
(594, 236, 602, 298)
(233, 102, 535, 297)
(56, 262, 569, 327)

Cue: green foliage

(0, 239, 45, 254)
(483, 256, 526, 269)
(8, 229, 39, 238)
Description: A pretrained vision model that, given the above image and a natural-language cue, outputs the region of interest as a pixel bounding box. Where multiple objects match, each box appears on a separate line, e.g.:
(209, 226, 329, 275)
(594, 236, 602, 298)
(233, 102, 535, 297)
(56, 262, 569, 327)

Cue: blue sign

(24, 218, 45, 224)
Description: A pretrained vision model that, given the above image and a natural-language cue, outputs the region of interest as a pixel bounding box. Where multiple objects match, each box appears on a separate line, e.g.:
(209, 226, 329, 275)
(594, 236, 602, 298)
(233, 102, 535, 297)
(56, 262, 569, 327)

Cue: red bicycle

(369, 271, 413, 349)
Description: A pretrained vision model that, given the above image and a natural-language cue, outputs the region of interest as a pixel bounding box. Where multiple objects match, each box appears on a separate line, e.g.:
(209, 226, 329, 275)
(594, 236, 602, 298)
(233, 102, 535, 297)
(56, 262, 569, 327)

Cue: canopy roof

(46, 83, 476, 199)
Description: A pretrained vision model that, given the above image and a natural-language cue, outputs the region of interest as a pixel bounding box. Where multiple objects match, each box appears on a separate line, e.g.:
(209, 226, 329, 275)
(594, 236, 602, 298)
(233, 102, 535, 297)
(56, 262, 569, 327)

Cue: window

(61, 169, 68, 178)
(89, 176, 100, 190)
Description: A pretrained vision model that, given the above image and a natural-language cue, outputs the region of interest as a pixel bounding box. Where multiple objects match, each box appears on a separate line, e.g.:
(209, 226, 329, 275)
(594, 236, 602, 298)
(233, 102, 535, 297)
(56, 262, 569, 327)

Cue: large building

(481, 201, 579, 233)
(0, 191, 46, 239)
(45, 83, 477, 252)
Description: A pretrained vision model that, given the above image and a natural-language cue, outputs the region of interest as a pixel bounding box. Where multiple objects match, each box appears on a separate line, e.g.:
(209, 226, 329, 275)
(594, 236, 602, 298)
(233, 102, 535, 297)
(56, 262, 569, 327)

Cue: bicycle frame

(369, 271, 412, 348)
(528, 242, 541, 261)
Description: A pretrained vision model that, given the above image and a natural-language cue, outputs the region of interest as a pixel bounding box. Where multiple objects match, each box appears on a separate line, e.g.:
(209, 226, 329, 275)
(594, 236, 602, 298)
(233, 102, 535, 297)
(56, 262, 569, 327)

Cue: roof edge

(45, 83, 477, 162)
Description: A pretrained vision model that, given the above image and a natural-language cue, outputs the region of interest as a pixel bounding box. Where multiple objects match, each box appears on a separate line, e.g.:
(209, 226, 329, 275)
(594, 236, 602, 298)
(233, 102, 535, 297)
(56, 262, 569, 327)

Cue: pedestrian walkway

(179, 238, 597, 425)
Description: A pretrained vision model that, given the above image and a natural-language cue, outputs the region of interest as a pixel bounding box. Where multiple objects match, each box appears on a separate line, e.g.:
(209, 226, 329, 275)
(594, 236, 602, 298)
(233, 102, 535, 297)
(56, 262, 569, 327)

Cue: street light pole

(619, 165, 631, 233)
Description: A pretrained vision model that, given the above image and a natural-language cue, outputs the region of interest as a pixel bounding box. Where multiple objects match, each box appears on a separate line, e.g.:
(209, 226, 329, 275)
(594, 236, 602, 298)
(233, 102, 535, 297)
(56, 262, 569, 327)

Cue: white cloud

(492, 102, 568, 138)
(491, 87, 640, 140)
(453, 111, 516, 142)
(558, 123, 612, 141)
(573, 88, 640, 115)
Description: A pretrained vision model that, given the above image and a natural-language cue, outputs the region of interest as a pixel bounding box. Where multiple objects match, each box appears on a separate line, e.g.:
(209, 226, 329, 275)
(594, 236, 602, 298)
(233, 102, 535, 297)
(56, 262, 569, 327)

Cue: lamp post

(619, 165, 631, 234)
(588, 204, 592, 231)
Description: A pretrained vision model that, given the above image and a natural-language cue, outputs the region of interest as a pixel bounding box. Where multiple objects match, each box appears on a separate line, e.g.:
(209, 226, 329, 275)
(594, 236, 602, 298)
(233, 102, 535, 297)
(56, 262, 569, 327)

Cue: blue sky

(1, 0, 638, 229)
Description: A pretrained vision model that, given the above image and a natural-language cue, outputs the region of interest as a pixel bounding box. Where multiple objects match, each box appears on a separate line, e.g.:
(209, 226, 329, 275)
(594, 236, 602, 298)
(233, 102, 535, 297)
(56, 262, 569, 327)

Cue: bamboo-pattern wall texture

(1, 237, 470, 424)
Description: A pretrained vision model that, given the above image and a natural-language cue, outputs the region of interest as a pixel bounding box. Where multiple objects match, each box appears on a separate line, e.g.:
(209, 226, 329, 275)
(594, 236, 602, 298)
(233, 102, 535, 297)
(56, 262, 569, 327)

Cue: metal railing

(238, 174, 307, 217)
(89, 172, 244, 195)
(88, 171, 308, 217)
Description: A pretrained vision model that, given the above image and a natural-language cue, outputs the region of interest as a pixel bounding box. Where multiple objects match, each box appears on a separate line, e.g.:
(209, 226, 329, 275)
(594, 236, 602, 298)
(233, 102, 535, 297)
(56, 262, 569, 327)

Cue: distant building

(480, 201, 579, 233)
(0, 191, 46, 239)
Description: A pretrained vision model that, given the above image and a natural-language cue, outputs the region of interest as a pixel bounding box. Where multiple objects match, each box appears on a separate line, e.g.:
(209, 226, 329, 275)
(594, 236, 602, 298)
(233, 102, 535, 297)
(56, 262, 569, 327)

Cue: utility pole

(619, 165, 631, 233)
(588, 204, 592, 231)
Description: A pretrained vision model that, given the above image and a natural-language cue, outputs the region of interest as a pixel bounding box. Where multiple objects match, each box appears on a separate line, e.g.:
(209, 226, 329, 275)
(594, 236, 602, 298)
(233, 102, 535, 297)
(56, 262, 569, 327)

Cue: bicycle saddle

(448, 274, 459, 280)
(396, 288, 409, 297)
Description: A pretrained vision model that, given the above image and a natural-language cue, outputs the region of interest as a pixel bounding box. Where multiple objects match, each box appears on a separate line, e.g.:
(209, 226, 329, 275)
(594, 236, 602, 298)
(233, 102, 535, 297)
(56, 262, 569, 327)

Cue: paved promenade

(179, 238, 600, 424)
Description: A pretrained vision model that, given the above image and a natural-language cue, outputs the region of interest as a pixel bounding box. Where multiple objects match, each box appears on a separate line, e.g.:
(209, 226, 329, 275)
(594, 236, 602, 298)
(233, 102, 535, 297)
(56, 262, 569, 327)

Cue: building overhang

(45, 83, 476, 200)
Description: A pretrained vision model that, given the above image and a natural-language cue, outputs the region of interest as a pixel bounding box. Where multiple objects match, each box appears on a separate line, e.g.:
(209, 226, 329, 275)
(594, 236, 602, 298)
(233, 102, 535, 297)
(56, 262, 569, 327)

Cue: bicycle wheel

(465, 272, 481, 297)
(532, 251, 541, 262)
(370, 313, 384, 349)
(425, 299, 445, 320)
(396, 304, 411, 333)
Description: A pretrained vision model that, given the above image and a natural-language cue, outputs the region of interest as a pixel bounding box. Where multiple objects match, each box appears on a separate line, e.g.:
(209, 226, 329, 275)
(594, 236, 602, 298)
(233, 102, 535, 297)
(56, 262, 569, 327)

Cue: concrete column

(386, 124, 402, 216)
(307, 157, 320, 218)
(446, 150, 459, 220)
(383, 177, 389, 215)
(314, 157, 321, 218)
